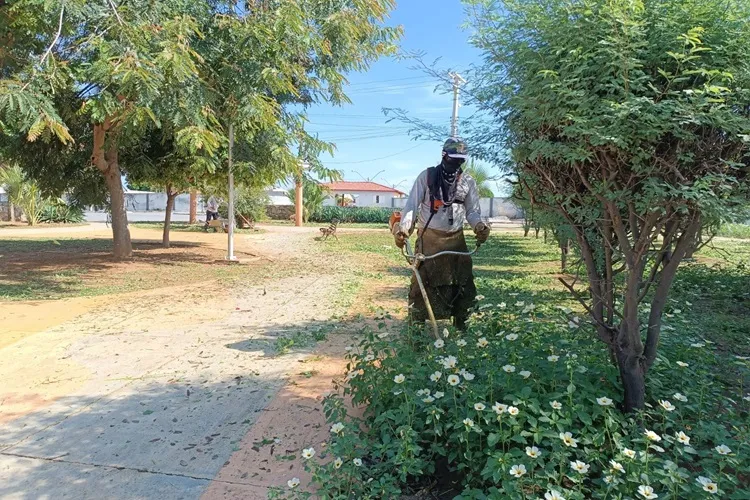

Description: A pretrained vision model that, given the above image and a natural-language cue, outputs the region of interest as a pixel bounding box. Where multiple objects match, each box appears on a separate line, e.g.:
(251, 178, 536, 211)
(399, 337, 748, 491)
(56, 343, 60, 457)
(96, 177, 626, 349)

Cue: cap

(442, 138, 468, 159)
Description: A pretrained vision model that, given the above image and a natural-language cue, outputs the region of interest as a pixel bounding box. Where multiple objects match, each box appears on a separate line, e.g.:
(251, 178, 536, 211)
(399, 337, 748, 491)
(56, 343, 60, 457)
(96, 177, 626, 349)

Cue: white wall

(391, 196, 524, 219)
(323, 190, 402, 208)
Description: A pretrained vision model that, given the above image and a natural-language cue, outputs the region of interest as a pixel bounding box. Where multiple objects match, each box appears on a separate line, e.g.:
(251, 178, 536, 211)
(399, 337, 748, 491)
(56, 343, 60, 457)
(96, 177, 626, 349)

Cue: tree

(286, 180, 329, 223)
(465, 0, 750, 412)
(1, 1, 401, 259)
(0, 164, 43, 225)
(0, 164, 22, 222)
(463, 159, 495, 198)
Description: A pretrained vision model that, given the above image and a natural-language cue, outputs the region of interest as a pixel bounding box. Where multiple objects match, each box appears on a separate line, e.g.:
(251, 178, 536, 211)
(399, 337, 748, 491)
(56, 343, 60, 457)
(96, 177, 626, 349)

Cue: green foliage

(716, 223, 750, 239)
(1, 165, 43, 225)
(462, 0, 750, 410)
(218, 184, 269, 226)
(310, 206, 395, 224)
(464, 159, 495, 198)
(278, 234, 749, 499)
(286, 181, 329, 223)
(38, 200, 85, 224)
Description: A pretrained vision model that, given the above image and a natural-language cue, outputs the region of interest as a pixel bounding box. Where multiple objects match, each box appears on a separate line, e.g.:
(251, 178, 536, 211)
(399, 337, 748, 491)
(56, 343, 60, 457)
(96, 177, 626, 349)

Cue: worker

(394, 138, 490, 330)
(205, 195, 220, 227)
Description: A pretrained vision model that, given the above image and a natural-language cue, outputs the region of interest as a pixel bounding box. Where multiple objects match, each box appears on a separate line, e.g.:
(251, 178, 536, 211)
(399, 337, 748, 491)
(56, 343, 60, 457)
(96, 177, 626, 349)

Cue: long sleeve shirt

(398, 168, 483, 235)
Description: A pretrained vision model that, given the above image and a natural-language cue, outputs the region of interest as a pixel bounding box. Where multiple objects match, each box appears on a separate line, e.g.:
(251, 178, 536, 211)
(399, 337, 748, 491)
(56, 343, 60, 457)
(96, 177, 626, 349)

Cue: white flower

(547, 355, 560, 362)
(474, 402, 486, 411)
(475, 295, 485, 301)
(377, 332, 389, 339)
(330, 422, 345, 435)
(675, 431, 690, 445)
(416, 389, 430, 396)
(434, 339, 445, 348)
(288, 477, 300, 488)
(638, 485, 658, 499)
(302, 447, 315, 459)
(364, 354, 375, 362)
(610, 460, 625, 474)
(525, 446, 542, 459)
(422, 396, 435, 403)
(569, 460, 590, 474)
(447, 374, 460, 386)
(507, 406, 519, 416)
(353, 458, 362, 466)
(498, 302, 507, 309)
(544, 491, 565, 500)
(393, 374, 405, 384)
(519, 370, 531, 379)
(345, 370, 358, 381)
(456, 339, 468, 347)
(604, 475, 615, 485)
(676, 361, 689, 367)
(509, 464, 527, 478)
(503, 364, 516, 373)
(462, 418, 475, 428)
(434, 391, 444, 399)
(441, 355, 458, 369)
(477, 337, 489, 348)
(644, 430, 662, 442)
(334, 457, 343, 469)
(623, 448, 636, 459)
(505, 333, 519, 341)
(597, 397, 614, 406)
(715, 444, 732, 455)
(492, 402, 508, 414)
(559, 432, 578, 448)
(673, 393, 688, 402)
(659, 400, 676, 412)
(550, 400, 562, 410)
(697, 477, 718, 494)
(459, 369, 476, 381)
(515, 301, 525, 307)
(430, 371, 442, 382)
(443, 328, 450, 338)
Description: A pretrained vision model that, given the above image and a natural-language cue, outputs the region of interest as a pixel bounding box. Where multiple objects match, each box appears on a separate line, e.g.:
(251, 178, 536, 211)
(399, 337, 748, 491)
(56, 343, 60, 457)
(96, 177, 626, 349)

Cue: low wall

(266, 205, 295, 220)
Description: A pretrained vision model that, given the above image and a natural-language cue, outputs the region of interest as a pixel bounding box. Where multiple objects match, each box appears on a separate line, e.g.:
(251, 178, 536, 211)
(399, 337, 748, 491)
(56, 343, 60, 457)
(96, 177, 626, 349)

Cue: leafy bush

(716, 223, 750, 240)
(218, 185, 268, 227)
(310, 206, 395, 224)
(39, 200, 85, 224)
(276, 301, 748, 499)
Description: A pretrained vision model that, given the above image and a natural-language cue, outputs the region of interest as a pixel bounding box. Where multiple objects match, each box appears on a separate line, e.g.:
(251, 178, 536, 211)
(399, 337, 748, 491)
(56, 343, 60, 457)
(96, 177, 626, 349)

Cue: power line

(346, 75, 436, 87)
(326, 144, 423, 164)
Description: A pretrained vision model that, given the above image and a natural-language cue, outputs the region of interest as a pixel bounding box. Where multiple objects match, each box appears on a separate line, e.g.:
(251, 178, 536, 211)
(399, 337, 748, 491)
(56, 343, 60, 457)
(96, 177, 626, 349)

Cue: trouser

(407, 228, 476, 331)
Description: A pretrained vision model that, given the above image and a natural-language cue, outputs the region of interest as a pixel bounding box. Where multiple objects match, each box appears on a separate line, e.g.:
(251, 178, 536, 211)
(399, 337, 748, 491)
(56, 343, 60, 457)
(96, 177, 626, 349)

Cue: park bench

(320, 219, 339, 241)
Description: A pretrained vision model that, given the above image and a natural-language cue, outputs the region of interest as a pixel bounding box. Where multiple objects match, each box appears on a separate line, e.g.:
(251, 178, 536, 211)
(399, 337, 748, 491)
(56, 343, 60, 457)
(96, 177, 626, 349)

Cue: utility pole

(226, 123, 237, 261)
(449, 72, 466, 138)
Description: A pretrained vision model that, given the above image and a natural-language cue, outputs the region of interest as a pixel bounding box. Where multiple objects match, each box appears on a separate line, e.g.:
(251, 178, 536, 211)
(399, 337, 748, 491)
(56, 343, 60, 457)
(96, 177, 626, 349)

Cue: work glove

(394, 231, 408, 249)
(474, 222, 490, 244)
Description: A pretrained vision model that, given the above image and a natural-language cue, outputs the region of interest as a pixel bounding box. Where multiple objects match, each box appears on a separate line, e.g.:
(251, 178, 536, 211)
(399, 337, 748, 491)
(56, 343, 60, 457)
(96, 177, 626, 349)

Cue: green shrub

(39, 200, 85, 224)
(310, 206, 395, 224)
(279, 302, 748, 499)
(716, 223, 750, 239)
(218, 185, 268, 227)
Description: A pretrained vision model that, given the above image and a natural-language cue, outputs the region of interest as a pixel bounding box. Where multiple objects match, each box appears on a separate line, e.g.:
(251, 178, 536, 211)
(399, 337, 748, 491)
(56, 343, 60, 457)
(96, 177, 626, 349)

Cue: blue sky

(304, 0, 503, 195)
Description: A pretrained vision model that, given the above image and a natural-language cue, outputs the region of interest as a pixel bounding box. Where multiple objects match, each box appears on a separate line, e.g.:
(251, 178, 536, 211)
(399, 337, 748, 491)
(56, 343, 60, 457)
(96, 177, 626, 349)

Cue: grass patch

(715, 223, 750, 239)
(132, 221, 263, 234)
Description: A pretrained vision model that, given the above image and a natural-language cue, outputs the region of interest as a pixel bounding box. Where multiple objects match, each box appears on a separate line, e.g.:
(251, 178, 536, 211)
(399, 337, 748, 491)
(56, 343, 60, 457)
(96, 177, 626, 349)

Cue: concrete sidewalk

(0, 270, 344, 500)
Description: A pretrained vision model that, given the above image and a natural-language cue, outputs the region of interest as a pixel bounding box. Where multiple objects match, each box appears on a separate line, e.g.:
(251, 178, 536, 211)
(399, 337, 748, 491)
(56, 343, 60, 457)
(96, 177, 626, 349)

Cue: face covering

(433, 156, 465, 205)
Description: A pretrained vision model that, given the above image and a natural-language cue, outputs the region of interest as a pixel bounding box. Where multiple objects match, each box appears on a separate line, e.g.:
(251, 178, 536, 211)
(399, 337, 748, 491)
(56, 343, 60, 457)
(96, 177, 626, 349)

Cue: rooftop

(322, 181, 406, 196)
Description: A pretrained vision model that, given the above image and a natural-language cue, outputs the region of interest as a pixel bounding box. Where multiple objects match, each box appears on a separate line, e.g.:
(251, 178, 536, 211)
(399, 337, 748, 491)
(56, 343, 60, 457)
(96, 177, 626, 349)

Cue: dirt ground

(0, 222, 402, 499)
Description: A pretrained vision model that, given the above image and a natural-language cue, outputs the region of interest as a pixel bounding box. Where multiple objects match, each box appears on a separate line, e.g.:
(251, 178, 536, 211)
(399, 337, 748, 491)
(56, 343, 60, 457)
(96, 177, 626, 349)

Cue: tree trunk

(9, 203, 14, 222)
(560, 238, 569, 271)
(294, 174, 303, 227)
(189, 189, 197, 224)
(163, 185, 176, 249)
(615, 342, 646, 413)
(93, 120, 132, 260)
